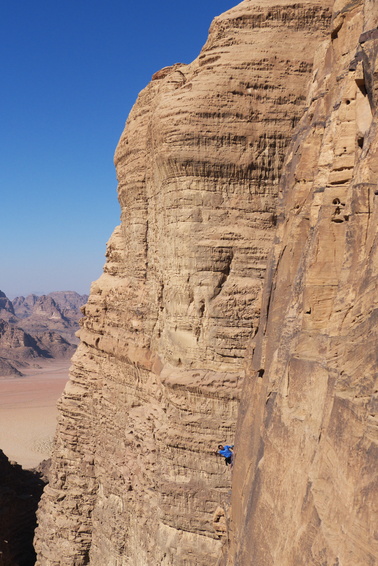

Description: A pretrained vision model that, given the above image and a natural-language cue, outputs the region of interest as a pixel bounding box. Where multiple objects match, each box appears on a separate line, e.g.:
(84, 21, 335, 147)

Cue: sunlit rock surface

(34, 1, 332, 564)
(227, 0, 378, 564)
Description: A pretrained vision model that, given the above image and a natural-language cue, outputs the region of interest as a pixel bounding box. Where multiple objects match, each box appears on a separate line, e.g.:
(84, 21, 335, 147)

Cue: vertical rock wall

(227, 0, 378, 564)
(34, 2, 331, 565)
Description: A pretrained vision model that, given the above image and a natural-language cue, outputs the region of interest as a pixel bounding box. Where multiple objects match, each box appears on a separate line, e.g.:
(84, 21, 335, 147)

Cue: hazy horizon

(2, 288, 90, 301)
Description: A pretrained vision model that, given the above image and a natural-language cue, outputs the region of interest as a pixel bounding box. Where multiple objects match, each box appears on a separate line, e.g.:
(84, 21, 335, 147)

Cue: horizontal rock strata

(34, 1, 332, 565)
(227, 0, 378, 564)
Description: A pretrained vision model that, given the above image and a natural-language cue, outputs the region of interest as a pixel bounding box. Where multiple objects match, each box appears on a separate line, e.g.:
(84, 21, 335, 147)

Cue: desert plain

(0, 359, 69, 468)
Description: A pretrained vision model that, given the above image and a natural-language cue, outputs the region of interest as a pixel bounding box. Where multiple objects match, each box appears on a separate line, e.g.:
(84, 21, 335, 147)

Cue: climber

(217, 444, 234, 466)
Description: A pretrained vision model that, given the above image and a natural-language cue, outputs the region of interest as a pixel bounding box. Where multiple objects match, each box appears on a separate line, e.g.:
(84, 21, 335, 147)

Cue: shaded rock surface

(0, 450, 46, 566)
(34, 1, 331, 565)
(227, 0, 378, 564)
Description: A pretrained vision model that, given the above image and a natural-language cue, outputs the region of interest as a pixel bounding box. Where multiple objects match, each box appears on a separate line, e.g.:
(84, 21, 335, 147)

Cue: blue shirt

(218, 445, 234, 458)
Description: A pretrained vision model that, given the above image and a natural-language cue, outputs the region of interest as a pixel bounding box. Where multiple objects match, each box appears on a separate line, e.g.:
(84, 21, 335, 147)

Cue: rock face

(34, 2, 332, 565)
(226, 1, 378, 564)
(0, 450, 45, 566)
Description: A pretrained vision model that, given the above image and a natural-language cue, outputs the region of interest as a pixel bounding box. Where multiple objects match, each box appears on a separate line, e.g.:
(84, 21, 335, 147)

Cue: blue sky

(1, 0, 237, 299)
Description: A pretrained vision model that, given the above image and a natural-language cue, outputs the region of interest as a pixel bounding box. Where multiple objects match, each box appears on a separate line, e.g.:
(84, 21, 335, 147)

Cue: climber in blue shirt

(218, 444, 234, 466)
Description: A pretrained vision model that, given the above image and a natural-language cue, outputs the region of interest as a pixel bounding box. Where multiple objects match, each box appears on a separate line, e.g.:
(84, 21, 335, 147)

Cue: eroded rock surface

(227, 1, 378, 564)
(34, 2, 332, 565)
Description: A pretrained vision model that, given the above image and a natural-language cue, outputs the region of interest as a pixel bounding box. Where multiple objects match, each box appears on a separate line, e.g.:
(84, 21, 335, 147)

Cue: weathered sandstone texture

(34, 1, 332, 564)
(226, 0, 378, 564)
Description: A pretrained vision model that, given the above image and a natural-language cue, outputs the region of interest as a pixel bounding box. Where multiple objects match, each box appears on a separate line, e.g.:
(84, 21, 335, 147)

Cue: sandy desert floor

(0, 360, 70, 469)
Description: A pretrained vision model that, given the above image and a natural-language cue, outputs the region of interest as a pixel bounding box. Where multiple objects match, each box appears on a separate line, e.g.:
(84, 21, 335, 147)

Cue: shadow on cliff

(0, 450, 48, 566)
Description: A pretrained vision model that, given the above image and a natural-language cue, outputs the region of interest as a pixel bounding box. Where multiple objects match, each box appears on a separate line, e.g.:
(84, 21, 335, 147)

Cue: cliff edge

(34, 1, 332, 565)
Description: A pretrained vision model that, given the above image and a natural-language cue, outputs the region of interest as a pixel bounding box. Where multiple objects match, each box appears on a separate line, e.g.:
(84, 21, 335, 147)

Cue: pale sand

(0, 360, 70, 469)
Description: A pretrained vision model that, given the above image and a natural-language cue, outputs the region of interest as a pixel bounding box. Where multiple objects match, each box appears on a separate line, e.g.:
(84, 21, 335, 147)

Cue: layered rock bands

(34, 1, 340, 565)
(227, 1, 378, 565)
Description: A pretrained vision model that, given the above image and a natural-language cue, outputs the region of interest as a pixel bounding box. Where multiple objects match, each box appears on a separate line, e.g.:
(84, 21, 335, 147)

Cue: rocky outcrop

(0, 291, 17, 324)
(226, 0, 378, 564)
(0, 318, 75, 374)
(0, 357, 23, 378)
(34, 1, 332, 565)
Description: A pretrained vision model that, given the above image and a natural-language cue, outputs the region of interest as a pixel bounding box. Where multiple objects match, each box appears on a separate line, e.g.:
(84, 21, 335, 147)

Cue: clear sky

(1, 0, 238, 299)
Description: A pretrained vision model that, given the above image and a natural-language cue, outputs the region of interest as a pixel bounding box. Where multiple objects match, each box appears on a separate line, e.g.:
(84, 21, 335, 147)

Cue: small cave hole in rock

(346, 99, 351, 105)
(333, 198, 341, 205)
(356, 79, 367, 96)
(331, 23, 342, 41)
(305, 307, 312, 314)
(258, 369, 265, 378)
(358, 136, 364, 149)
(374, 190, 378, 196)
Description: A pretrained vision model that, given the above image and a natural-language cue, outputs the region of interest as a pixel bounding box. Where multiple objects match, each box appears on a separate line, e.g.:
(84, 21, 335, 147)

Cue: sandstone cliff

(226, 0, 378, 564)
(34, 1, 332, 564)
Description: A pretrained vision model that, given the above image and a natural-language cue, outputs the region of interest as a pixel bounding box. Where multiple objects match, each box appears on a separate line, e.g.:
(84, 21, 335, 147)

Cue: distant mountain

(12, 291, 88, 345)
(13, 291, 88, 323)
(12, 294, 40, 319)
(47, 291, 88, 315)
(0, 290, 18, 323)
(0, 290, 87, 377)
